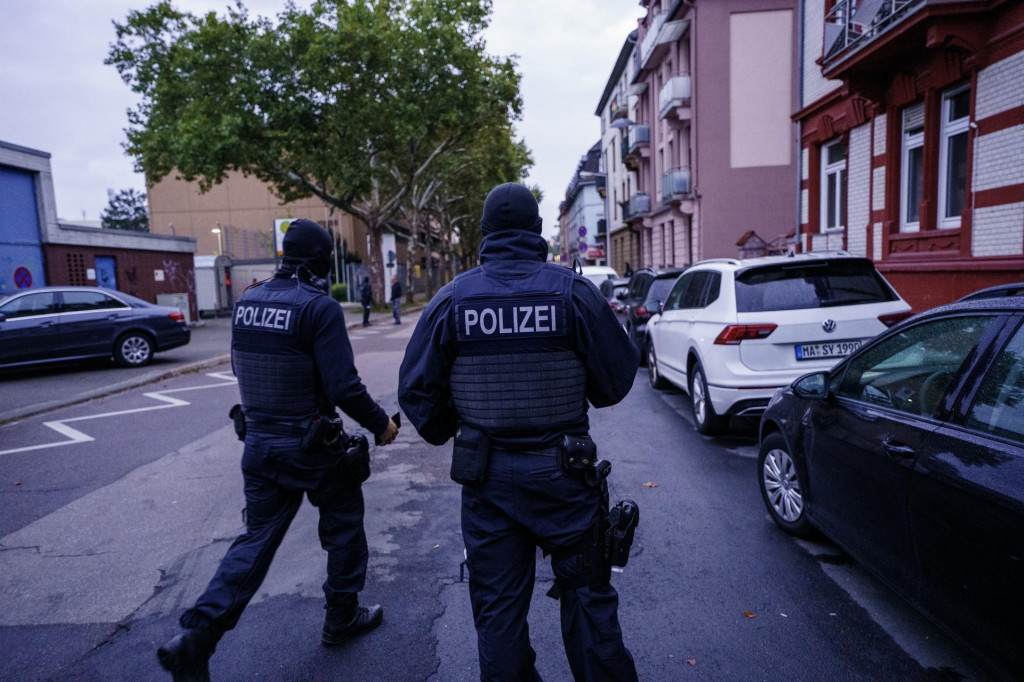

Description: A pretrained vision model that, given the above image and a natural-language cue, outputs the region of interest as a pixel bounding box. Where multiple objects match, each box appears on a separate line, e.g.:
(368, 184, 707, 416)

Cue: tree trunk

(405, 219, 419, 305)
(367, 216, 386, 306)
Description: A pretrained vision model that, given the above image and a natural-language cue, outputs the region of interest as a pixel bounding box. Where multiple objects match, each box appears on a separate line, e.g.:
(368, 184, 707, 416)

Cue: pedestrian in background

(359, 276, 373, 327)
(157, 219, 399, 682)
(391, 275, 402, 325)
(398, 183, 640, 681)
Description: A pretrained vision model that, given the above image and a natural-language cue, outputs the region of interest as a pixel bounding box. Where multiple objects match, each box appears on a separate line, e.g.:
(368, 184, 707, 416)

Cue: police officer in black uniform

(158, 219, 399, 681)
(398, 183, 640, 681)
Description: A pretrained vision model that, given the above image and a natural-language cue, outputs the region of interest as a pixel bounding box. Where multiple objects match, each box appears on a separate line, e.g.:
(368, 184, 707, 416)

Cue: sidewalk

(340, 301, 426, 329)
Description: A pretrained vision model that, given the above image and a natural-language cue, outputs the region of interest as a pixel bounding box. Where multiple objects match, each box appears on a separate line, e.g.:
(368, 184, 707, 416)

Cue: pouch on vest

(451, 424, 490, 486)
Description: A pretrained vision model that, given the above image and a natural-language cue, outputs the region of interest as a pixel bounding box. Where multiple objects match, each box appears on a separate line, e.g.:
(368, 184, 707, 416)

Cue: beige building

(147, 171, 373, 264)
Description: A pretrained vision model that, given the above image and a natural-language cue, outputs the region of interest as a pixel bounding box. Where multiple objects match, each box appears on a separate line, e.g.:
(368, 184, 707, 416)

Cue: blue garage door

(0, 165, 47, 295)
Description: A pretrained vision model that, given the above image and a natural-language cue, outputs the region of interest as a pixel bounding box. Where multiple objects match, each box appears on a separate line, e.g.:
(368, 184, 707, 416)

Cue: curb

(0, 354, 232, 426)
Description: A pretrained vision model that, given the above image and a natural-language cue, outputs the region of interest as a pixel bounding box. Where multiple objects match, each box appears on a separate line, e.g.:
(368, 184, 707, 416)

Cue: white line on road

(0, 372, 238, 457)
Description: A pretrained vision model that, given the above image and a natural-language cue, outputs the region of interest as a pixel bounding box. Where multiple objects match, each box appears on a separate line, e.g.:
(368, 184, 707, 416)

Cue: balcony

(621, 125, 650, 169)
(659, 74, 691, 120)
(822, 0, 924, 65)
(661, 169, 691, 200)
(635, 14, 690, 76)
(624, 193, 651, 222)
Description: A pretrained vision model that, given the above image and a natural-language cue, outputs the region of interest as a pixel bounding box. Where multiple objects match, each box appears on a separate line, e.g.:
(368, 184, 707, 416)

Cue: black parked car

(598, 277, 629, 312)
(618, 268, 685, 362)
(0, 286, 191, 369)
(958, 281, 1024, 302)
(758, 296, 1024, 678)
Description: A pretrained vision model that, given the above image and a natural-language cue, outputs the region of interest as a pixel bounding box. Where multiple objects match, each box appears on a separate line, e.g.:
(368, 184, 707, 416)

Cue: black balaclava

(481, 183, 543, 236)
(281, 219, 333, 279)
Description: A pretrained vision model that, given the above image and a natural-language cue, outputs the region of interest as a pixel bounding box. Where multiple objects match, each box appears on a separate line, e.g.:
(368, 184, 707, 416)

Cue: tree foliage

(101, 188, 150, 232)
(107, 0, 525, 299)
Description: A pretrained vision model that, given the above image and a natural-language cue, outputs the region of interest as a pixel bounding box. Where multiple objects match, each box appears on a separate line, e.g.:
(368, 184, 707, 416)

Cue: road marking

(0, 372, 238, 457)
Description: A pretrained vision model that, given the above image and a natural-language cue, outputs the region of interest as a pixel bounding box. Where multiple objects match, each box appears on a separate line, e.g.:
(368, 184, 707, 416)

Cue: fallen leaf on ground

(13, 480, 22, 486)
(643, 481, 659, 488)
(743, 610, 756, 618)
(433, 544, 440, 549)
(668, 654, 674, 659)
(687, 659, 697, 666)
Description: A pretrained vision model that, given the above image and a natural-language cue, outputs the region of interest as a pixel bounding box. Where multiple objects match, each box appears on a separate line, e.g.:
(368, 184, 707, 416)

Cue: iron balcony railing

(659, 74, 691, 118)
(823, 0, 925, 63)
(661, 168, 691, 200)
(624, 193, 651, 220)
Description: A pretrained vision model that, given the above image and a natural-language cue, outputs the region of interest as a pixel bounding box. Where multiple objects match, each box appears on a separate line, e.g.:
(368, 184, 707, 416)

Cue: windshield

(735, 259, 898, 313)
(646, 278, 678, 305)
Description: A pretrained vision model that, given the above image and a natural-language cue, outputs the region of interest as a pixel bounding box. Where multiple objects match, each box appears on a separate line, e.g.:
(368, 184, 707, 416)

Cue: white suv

(646, 253, 912, 435)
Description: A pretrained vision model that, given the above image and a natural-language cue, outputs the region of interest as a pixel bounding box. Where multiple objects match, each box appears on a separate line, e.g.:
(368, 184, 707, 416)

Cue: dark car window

(680, 272, 711, 309)
(735, 259, 898, 312)
(646, 278, 677, 308)
(628, 274, 650, 299)
(664, 273, 690, 311)
(0, 292, 59, 319)
(837, 315, 995, 415)
(62, 291, 128, 312)
(704, 272, 721, 306)
(966, 324, 1024, 442)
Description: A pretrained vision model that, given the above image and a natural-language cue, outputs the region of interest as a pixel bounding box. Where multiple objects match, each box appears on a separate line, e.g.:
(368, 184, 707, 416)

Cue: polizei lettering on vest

(234, 304, 294, 332)
(460, 299, 563, 340)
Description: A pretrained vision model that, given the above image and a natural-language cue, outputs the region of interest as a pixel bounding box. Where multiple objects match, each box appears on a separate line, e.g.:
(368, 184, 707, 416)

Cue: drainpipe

(684, 0, 697, 262)
(795, 0, 805, 254)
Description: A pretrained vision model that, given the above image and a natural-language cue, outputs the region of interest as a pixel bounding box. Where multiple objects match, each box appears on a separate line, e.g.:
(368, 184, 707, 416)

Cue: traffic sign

(578, 226, 587, 237)
(578, 242, 587, 252)
(14, 266, 32, 288)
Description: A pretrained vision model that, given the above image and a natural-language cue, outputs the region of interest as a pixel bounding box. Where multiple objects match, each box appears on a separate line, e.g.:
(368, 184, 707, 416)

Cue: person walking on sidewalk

(390, 275, 402, 325)
(359, 276, 373, 327)
(157, 219, 399, 682)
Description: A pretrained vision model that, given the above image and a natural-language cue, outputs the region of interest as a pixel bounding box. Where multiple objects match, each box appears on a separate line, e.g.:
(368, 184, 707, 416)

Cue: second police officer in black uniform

(399, 183, 640, 681)
(158, 219, 399, 682)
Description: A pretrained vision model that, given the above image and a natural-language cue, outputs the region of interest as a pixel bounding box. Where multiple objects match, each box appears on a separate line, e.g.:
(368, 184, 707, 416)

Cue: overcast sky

(0, 1, 641, 238)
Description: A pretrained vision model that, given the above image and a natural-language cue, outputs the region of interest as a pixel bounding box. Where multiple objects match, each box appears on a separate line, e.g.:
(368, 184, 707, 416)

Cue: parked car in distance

(646, 252, 911, 434)
(579, 265, 619, 289)
(958, 281, 1024, 302)
(618, 267, 686, 363)
(0, 286, 191, 369)
(757, 295, 1024, 678)
(599, 277, 629, 312)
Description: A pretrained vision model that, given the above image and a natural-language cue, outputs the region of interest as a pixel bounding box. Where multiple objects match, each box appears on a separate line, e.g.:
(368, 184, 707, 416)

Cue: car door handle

(883, 439, 915, 459)
(39, 321, 55, 328)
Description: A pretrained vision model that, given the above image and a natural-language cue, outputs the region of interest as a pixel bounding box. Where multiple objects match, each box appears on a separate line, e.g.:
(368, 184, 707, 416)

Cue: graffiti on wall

(163, 258, 197, 321)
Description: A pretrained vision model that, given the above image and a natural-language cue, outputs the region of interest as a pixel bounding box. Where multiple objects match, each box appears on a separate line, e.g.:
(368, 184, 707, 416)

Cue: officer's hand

(377, 418, 399, 446)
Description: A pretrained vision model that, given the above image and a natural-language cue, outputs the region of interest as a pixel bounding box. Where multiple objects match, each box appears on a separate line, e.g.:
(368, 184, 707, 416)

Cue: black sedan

(0, 286, 191, 369)
(757, 296, 1024, 678)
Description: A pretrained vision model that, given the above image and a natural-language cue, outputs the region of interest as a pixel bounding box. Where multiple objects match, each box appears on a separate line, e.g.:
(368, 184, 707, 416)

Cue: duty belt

(245, 416, 315, 437)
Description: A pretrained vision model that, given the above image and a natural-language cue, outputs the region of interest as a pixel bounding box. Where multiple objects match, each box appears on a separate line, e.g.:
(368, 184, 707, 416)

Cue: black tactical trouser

(180, 433, 367, 633)
(461, 446, 638, 682)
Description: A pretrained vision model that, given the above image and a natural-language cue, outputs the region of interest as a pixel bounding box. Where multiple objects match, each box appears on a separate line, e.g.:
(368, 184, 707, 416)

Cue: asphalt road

(0, 312, 999, 681)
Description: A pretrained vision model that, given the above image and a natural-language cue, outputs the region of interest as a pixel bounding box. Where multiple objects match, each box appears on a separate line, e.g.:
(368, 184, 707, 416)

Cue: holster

(558, 435, 611, 487)
(229, 404, 246, 441)
(300, 415, 344, 450)
(308, 433, 370, 507)
(605, 499, 640, 568)
(450, 424, 490, 486)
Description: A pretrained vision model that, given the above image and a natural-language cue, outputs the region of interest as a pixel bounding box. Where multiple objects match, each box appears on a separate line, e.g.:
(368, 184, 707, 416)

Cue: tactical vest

(231, 279, 329, 423)
(449, 263, 587, 436)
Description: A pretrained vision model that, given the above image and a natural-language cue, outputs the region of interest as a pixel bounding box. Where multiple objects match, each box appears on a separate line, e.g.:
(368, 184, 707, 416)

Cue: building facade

(613, 0, 799, 271)
(558, 142, 607, 267)
(596, 30, 642, 276)
(797, 0, 1024, 310)
(1, 141, 198, 319)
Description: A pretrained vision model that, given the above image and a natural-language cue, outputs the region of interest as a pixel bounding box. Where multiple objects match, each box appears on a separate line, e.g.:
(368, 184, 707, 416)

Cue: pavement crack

(0, 544, 41, 554)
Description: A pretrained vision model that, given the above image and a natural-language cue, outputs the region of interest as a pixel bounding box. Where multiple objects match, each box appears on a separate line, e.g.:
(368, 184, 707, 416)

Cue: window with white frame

(900, 102, 925, 232)
(938, 84, 970, 228)
(821, 139, 846, 231)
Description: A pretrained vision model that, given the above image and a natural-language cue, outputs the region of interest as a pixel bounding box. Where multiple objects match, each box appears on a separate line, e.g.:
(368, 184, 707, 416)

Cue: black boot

(321, 594, 383, 646)
(157, 628, 218, 682)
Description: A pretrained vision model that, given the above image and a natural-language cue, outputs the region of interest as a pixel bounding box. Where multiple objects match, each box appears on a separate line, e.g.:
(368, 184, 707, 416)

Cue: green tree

(101, 188, 150, 232)
(107, 0, 522, 302)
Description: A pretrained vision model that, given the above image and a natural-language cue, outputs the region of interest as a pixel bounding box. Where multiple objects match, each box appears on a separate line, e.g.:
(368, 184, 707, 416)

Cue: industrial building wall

(42, 244, 197, 323)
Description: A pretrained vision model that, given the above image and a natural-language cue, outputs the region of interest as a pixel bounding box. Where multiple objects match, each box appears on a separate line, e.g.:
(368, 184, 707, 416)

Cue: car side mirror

(657, 300, 664, 313)
(0, 312, 5, 322)
(793, 371, 830, 400)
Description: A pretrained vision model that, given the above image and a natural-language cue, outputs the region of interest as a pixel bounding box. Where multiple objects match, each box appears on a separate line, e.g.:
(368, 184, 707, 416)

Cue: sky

(0, 1, 642, 239)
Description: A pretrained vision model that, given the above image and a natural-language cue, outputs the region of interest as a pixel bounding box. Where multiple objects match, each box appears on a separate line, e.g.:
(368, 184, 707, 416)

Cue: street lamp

(212, 227, 223, 256)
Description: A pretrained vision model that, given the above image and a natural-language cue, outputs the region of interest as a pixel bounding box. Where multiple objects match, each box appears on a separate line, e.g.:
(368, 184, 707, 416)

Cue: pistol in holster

(229, 404, 246, 441)
(300, 415, 344, 450)
(605, 499, 640, 568)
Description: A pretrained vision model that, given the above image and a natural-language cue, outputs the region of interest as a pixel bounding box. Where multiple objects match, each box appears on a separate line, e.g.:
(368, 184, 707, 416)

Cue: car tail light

(714, 324, 777, 345)
(878, 311, 913, 327)
(635, 306, 650, 318)
(169, 312, 185, 322)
